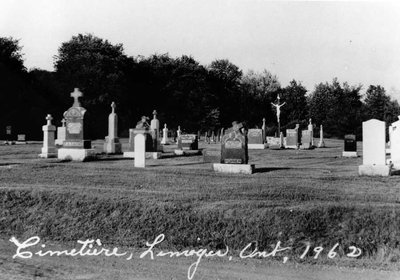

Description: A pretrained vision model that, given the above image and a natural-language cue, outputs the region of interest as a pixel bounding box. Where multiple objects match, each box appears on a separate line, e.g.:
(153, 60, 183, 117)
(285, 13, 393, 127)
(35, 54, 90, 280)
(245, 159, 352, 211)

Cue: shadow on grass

(254, 167, 291, 173)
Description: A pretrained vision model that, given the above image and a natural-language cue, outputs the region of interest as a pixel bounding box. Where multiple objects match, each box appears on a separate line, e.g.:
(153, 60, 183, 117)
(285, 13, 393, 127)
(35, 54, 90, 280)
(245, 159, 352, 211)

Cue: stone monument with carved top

(57, 88, 96, 161)
(104, 102, 122, 154)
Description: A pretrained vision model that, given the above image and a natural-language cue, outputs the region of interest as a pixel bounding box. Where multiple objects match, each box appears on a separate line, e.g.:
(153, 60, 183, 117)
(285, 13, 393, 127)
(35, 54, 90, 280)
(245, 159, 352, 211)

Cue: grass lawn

(1, 138, 400, 269)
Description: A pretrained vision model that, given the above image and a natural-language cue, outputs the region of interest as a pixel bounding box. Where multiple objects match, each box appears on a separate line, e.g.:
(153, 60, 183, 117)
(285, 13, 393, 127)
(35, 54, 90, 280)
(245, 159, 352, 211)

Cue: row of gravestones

(39, 88, 201, 165)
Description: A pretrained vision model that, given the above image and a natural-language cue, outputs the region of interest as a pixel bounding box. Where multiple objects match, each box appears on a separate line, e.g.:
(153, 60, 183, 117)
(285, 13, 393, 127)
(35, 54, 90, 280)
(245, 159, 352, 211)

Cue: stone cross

(71, 88, 83, 107)
(111, 102, 116, 114)
(61, 119, 66, 127)
(46, 114, 53, 125)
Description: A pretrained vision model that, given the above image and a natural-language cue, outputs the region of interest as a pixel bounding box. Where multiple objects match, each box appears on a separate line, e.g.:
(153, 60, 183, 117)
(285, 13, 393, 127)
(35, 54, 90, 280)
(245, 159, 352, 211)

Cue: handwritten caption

(9, 234, 362, 280)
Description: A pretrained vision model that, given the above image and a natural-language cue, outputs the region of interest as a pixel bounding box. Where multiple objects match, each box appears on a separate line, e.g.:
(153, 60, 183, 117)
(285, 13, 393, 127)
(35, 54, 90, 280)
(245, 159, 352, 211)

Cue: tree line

(1, 34, 399, 140)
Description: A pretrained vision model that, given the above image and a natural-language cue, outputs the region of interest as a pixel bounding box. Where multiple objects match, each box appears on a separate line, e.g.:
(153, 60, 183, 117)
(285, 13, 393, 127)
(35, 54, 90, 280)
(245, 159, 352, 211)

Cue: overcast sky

(1, 0, 400, 97)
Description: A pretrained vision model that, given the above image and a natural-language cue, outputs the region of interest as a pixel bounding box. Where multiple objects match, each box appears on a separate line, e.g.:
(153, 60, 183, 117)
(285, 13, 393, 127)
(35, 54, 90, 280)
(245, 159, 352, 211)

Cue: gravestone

(134, 130, 147, 168)
(123, 116, 161, 159)
(203, 149, 221, 163)
(150, 110, 161, 151)
(161, 124, 169, 145)
(177, 134, 198, 150)
(300, 130, 312, 149)
(39, 114, 57, 158)
(390, 117, 400, 169)
(176, 126, 182, 143)
(104, 102, 122, 154)
(57, 88, 96, 161)
(286, 129, 299, 149)
(213, 122, 254, 174)
(359, 119, 391, 176)
(342, 134, 357, 157)
(308, 118, 314, 146)
(262, 118, 266, 143)
(55, 119, 66, 146)
(16, 134, 27, 144)
(318, 125, 325, 148)
(247, 129, 265, 149)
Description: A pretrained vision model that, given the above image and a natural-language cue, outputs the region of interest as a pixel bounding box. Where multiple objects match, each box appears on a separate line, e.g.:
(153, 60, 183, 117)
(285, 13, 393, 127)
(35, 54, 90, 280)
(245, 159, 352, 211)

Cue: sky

(1, 0, 400, 98)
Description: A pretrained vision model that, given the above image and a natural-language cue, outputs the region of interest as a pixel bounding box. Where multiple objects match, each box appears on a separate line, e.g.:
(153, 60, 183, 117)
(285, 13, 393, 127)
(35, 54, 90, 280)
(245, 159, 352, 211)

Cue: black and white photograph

(1, 0, 400, 279)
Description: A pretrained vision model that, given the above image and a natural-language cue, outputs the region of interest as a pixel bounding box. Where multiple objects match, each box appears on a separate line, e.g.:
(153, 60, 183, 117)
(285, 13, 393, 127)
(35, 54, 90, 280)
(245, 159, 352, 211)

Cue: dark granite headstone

(177, 134, 198, 150)
(203, 149, 221, 163)
(62, 89, 91, 149)
(344, 134, 357, 152)
(247, 129, 264, 144)
(221, 123, 248, 164)
(128, 128, 154, 152)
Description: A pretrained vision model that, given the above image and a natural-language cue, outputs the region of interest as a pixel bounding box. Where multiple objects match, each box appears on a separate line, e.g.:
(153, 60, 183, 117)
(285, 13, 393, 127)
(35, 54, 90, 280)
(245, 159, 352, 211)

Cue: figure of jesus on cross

(71, 88, 83, 107)
(271, 94, 286, 135)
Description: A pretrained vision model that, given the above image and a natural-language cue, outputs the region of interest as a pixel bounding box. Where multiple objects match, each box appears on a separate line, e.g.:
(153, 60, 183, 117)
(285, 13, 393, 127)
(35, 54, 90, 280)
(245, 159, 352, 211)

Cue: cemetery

(1, 87, 400, 278)
(2, 3, 400, 277)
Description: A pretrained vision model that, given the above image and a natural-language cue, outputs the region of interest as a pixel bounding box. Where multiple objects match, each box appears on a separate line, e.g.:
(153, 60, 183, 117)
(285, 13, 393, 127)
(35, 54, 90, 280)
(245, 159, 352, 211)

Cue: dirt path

(1, 239, 399, 280)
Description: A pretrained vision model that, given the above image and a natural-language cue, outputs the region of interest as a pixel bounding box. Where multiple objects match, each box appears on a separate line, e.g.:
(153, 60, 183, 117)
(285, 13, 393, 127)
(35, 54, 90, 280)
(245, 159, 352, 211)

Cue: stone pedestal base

(123, 151, 161, 159)
(58, 148, 96, 161)
(248, 144, 267, 150)
(39, 147, 57, 158)
(342, 151, 358, 157)
(103, 138, 122, 154)
(213, 163, 255, 175)
(358, 164, 391, 176)
(285, 145, 298, 149)
(55, 139, 65, 146)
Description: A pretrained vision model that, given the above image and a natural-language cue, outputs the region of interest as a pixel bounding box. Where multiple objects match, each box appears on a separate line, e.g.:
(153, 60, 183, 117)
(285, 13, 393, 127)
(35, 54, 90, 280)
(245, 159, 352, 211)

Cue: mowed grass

(1, 138, 400, 266)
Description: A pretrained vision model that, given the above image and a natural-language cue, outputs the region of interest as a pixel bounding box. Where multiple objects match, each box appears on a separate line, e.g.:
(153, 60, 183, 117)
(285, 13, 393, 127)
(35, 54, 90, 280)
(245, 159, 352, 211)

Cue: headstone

(104, 102, 122, 154)
(266, 136, 281, 149)
(308, 118, 314, 146)
(161, 124, 169, 145)
(318, 125, 325, 148)
(16, 134, 26, 144)
(286, 129, 299, 149)
(214, 121, 254, 174)
(177, 134, 198, 150)
(342, 134, 357, 157)
(134, 130, 146, 168)
(176, 126, 182, 143)
(221, 123, 248, 164)
(39, 114, 57, 158)
(247, 129, 265, 149)
(262, 118, 266, 142)
(359, 119, 390, 176)
(55, 119, 66, 146)
(150, 110, 161, 152)
(300, 130, 312, 149)
(5, 126, 13, 144)
(123, 116, 161, 159)
(390, 117, 400, 169)
(57, 88, 96, 161)
(203, 149, 221, 163)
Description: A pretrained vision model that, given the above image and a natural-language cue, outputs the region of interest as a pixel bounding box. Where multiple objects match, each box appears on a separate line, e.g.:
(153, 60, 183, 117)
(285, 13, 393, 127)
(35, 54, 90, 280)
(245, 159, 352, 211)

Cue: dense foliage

(1, 34, 399, 139)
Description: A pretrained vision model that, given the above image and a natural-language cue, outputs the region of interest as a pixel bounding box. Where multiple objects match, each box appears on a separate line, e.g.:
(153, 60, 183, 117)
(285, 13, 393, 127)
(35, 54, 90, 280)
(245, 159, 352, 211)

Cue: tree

(208, 59, 243, 127)
(308, 78, 362, 137)
(363, 85, 400, 126)
(280, 80, 308, 128)
(54, 33, 133, 137)
(240, 69, 281, 127)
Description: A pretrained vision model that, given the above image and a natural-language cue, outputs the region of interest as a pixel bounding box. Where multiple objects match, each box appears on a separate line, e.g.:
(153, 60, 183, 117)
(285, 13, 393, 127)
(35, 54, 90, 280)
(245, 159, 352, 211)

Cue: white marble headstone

(134, 133, 146, 168)
(362, 119, 386, 165)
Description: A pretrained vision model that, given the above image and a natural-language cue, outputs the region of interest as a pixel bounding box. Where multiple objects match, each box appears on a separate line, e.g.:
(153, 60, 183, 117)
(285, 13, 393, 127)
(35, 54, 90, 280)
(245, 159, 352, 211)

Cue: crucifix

(71, 88, 83, 107)
(271, 94, 286, 135)
(111, 102, 116, 114)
